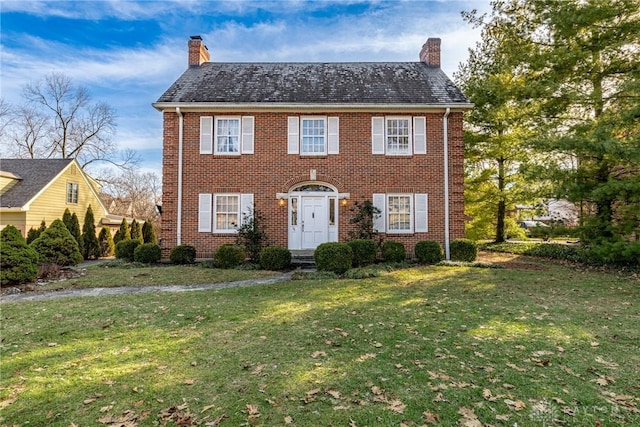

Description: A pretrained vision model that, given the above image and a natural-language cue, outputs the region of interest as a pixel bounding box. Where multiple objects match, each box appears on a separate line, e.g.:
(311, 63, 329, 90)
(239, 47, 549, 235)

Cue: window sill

(299, 155, 328, 159)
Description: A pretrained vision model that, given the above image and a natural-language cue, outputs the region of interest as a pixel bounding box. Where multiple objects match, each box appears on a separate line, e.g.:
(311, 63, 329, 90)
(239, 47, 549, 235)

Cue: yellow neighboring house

(0, 158, 116, 235)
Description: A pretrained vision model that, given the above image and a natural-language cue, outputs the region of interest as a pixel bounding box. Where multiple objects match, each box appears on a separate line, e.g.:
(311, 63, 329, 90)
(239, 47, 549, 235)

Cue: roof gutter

(152, 102, 473, 113)
(176, 107, 184, 246)
(443, 107, 451, 260)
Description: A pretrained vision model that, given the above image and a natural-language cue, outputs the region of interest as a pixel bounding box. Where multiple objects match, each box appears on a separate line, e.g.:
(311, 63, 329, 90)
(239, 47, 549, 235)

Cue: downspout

(176, 107, 183, 246)
(443, 107, 451, 260)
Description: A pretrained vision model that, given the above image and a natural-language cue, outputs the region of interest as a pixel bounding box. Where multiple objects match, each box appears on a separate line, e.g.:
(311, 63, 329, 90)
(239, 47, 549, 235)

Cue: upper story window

(301, 118, 326, 154)
(215, 118, 240, 154)
(200, 116, 254, 155)
(66, 182, 79, 204)
(372, 116, 426, 156)
(288, 116, 339, 155)
(386, 118, 410, 155)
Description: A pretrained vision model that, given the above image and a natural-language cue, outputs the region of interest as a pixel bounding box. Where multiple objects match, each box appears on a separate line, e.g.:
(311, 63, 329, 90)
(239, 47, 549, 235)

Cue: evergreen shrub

(315, 242, 353, 274)
(1, 225, 39, 285)
(115, 239, 141, 262)
(382, 240, 406, 263)
(30, 219, 83, 266)
(414, 240, 443, 264)
(133, 243, 161, 264)
(214, 244, 247, 269)
(169, 245, 196, 264)
(450, 238, 478, 262)
(259, 246, 292, 270)
(347, 239, 377, 267)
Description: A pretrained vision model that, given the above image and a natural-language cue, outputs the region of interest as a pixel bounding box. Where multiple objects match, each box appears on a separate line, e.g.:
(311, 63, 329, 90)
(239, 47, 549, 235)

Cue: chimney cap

(190, 35, 203, 40)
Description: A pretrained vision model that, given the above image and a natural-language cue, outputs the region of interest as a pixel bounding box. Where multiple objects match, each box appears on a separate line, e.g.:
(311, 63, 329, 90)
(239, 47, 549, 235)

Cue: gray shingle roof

(155, 62, 469, 105)
(0, 158, 73, 208)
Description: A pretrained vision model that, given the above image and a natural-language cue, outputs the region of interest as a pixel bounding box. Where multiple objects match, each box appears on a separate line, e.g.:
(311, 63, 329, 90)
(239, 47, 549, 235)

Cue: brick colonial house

(154, 36, 471, 259)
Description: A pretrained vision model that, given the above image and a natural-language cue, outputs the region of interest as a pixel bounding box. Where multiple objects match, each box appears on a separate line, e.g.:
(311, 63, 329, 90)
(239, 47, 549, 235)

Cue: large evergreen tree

(82, 205, 100, 259)
(460, 0, 640, 249)
(456, 14, 543, 242)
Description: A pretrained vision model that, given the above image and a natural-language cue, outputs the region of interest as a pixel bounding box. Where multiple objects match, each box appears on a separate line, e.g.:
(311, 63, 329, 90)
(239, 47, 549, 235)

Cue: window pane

(386, 119, 410, 154)
(387, 195, 411, 231)
(291, 198, 297, 226)
(329, 197, 335, 226)
(217, 119, 240, 153)
(215, 195, 239, 230)
(301, 118, 325, 154)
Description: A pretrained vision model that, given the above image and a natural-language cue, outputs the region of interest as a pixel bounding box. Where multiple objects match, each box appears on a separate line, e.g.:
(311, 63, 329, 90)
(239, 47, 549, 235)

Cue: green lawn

(1, 256, 639, 426)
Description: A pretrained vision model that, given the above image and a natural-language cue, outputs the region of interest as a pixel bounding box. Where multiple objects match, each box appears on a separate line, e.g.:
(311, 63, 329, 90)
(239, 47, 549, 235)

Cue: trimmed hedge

(214, 244, 246, 269)
(115, 239, 141, 262)
(134, 243, 161, 264)
(450, 238, 478, 262)
(259, 246, 291, 271)
(382, 240, 406, 263)
(347, 239, 377, 267)
(30, 219, 83, 266)
(315, 242, 353, 274)
(169, 245, 196, 264)
(415, 240, 443, 264)
(1, 225, 39, 285)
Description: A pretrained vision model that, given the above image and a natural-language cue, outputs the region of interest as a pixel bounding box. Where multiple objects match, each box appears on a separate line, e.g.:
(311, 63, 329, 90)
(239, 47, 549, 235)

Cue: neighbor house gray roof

(0, 158, 73, 208)
(155, 62, 470, 106)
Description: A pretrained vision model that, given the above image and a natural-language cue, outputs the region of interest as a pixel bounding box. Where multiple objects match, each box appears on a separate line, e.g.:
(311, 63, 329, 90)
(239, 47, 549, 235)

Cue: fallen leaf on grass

(506, 362, 526, 372)
(388, 399, 406, 414)
(184, 379, 195, 385)
(458, 407, 482, 427)
(504, 399, 526, 411)
(423, 411, 439, 424)
(311, 351, 327, 358)
(205, 414, 228, 425)
(356, 353, 376, 362)
(326, 389, 341, 399)
(284, 415, 293, 424)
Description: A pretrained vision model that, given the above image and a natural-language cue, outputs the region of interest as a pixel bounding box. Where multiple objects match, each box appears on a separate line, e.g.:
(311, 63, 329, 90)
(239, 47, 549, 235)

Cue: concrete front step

(291, 250, 316, 268)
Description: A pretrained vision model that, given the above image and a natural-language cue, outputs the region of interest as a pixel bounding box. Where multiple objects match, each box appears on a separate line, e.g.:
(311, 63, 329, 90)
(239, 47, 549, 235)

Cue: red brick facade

(160, 110, 465, 258)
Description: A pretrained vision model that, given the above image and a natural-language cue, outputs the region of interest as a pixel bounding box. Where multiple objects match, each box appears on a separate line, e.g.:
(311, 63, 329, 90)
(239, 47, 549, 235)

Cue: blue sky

(1, 0, 489, 177)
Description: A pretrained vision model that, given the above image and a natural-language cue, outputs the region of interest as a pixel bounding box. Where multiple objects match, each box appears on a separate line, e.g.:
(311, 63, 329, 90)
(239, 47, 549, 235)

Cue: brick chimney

(188, 35, 210, 66)
(419, 38, 441, 67)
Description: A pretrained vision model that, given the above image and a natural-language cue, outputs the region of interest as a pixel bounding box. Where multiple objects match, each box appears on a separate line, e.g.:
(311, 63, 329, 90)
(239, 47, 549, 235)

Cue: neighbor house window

(301, 118, 326, 154)
(215, 195, 239, 231)
(387, 195, 412, 232)
(386, 118, 410, 155)
(215, 118, 240, 154)
(66, 182, 79, 204)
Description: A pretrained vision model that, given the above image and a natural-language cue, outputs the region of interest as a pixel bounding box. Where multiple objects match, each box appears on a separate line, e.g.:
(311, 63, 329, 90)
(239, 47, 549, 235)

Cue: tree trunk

(495, 158, 506, 243)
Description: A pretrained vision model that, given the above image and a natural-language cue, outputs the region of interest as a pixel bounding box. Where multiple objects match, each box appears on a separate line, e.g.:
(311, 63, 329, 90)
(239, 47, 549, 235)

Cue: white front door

(301, 196, 327, 249)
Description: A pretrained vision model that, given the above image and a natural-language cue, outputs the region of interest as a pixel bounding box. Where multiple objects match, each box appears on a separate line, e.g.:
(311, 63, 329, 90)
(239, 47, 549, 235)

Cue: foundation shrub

(315, 242, 353, 274)
(347, 239, 377, 267)
(414, 240, 443, 264)
(382, 240, 406, 263)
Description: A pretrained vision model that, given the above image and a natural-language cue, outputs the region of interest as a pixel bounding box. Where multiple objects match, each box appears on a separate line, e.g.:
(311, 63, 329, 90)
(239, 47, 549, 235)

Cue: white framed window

(66, 182, 79, 204)
(200, 116, 254, 155)
(387, 194, 413, 233)
(198, 193, 254, 233)
(373, 193, 428, 234)
(215, 194, 239, 231)
(372, 116, 426, 155)
(288, 116, 339, 155)
(386, 118, 411, 155)
(301, 117, 326, 154)
(215, 117, 240, 154)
